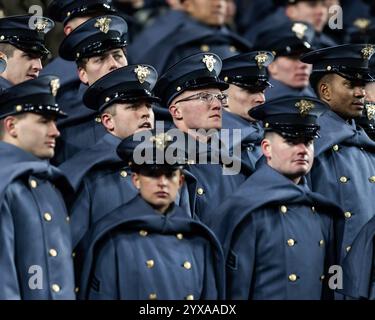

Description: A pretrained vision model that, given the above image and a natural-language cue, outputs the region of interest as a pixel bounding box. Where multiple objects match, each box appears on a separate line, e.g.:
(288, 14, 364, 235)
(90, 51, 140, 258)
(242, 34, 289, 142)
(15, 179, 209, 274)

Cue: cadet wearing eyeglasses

(154, 52, 252, 224)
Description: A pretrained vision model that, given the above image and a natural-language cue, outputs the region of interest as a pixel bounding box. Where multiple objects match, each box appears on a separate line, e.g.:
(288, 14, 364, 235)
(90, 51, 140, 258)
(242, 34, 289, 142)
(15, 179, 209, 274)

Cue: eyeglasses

(174, 92, 228, 106)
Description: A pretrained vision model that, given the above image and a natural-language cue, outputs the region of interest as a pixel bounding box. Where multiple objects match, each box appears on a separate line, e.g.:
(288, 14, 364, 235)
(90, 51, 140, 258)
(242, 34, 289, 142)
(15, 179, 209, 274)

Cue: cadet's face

(79, 48, 128, 85)
(323, 74, 366, 119)
(11, 113, 60, 159)
(132, 169, 184, 214)
(287, 1, 328, 32)
(365, 82, 375, 103)
(170, 88, 223, 131)
(103, 101, 154, 139)
(262, 133, 314, 183)
(2, 48, 42, 85)
(183, 0, 227, 26)
(269, 56, 312, 89)
(225, 84, 266, 121)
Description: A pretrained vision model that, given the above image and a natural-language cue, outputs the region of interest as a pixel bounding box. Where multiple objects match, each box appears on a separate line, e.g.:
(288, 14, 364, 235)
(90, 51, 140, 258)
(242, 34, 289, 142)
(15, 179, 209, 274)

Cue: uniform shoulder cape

(128, 11, 251, 72)
(221, 110, 263, 149)
(162, 126, 253, 176)
(59, 132, 198, 210)
(211, 161, 343, 259)
(76, 195, 226, 299)
(59, 133, 123, 192)
(0, 76, 12, 90)
(313, 32, 338, 49)
(128, 9, 186, 63)
(0, 141, 72, 204)
(244, 6, 288, 43)
(339, 215, 375, 299)
(41, 58, 90, 127)
(40, 57, 79, 88)
(314, 110, 375, 157)
(57, 83, 94, 126)
(265, 78, 316, 101)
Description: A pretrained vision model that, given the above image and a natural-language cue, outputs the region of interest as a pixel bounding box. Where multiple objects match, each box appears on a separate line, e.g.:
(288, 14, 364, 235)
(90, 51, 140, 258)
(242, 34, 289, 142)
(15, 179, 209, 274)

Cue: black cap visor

(98, 90, 160, 113)
(265, 123, 320, 139)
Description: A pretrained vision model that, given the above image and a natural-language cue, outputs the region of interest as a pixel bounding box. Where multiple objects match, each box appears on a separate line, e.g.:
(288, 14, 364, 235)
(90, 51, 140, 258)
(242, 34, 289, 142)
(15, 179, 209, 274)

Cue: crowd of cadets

(0, 0, 375, 300)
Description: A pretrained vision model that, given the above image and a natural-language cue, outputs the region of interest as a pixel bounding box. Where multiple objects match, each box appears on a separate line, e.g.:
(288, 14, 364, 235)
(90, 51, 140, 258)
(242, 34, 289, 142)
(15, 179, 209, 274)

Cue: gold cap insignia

(292, 22, 308, 40)
(254, 52, 269, 69)
(354, 18, 371, 30)
(134, 65, 150, 84)
(366, 103, 375, 120)
(34, 18, 49, 33)
(94, 17, 112, 34)
(150, 133, 173, 150)
(361, 45, 375, 60)
(202, 55, 217, 72)
(50, 78, 60, 97)
(295, 99, 314, 116)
